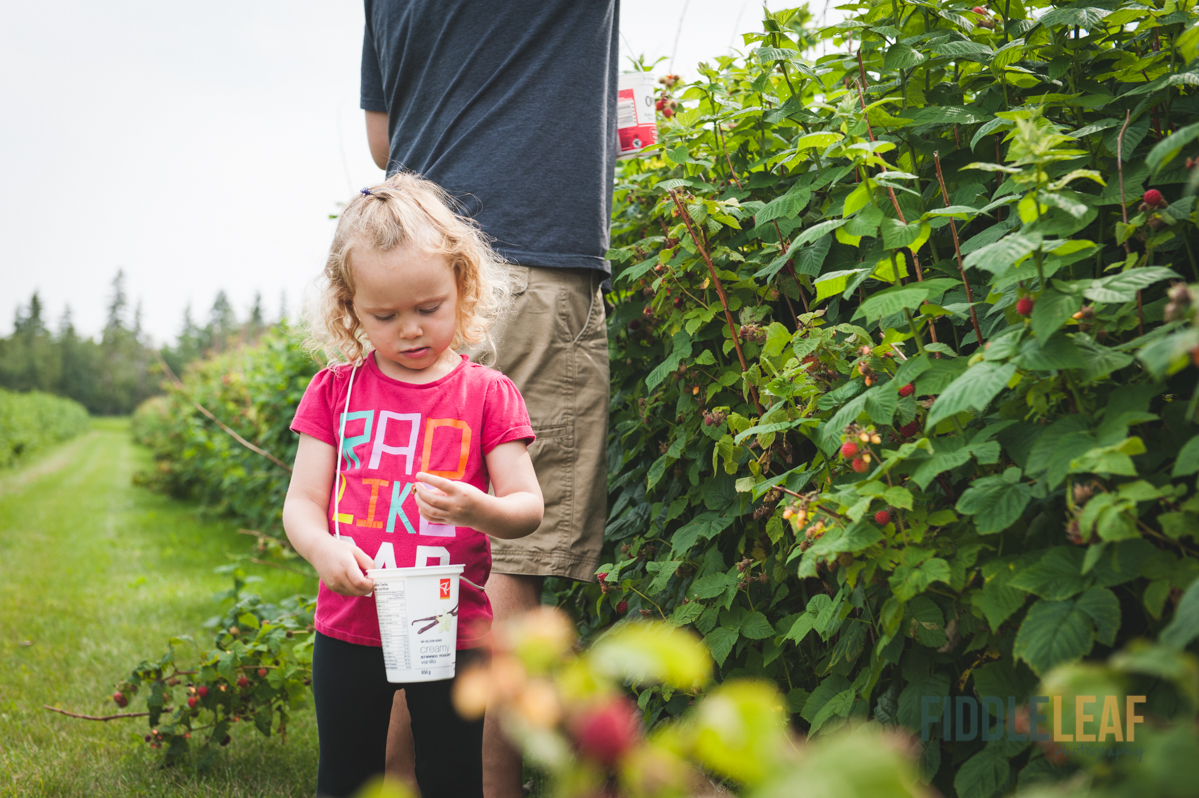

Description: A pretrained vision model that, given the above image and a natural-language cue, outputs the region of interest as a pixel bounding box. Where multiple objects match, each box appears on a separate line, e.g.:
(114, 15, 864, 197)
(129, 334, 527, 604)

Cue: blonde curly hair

(303, 172, 514, 365)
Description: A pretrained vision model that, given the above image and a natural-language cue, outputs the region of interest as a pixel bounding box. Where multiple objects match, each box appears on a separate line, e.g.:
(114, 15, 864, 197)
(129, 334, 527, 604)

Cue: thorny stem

(669, 189, 764, 414)
(153, 350, 293, 473)
(934, 152, 985, 344)
(1117, 109, 1143, 335)
(43, 705, 151, 722)
(770, 219, 812, 314)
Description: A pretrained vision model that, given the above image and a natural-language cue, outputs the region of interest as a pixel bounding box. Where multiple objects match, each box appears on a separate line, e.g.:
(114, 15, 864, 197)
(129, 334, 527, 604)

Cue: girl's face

(350, 243, 461, 382)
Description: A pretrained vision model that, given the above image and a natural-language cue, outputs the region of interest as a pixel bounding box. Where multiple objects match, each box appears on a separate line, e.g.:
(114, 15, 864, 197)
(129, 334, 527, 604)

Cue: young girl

(282, 172, 544, 798)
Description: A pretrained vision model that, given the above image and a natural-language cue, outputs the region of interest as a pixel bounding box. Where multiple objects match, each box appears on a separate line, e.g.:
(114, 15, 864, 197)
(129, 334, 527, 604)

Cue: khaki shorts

(471, 266, 609, 582)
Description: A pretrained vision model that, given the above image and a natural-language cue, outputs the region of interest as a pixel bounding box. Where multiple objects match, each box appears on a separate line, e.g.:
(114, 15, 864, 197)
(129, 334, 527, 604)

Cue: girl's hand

(311, 536, 377, 597)
(413, 472, 485, 529)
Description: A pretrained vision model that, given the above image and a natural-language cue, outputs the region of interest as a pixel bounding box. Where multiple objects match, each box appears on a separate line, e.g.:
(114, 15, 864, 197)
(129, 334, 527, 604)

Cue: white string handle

(333, 363, 359, 539)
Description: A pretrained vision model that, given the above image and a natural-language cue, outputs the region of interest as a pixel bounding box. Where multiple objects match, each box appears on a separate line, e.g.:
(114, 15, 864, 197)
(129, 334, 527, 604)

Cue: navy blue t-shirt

(361, 0, 619, 273)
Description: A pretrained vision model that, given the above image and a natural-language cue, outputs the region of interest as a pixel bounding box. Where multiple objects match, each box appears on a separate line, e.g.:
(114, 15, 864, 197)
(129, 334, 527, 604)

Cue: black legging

(312, 632, 485, 798)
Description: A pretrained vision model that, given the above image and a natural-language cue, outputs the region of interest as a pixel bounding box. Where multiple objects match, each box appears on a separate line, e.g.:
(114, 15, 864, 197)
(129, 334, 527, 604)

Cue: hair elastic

(360, 187, 372, 196)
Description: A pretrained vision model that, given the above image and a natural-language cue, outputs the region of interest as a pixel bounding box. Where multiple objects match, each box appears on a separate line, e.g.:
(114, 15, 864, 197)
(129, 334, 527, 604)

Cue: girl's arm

(282, 433, 377, 596)
(414, 440, 543, 540)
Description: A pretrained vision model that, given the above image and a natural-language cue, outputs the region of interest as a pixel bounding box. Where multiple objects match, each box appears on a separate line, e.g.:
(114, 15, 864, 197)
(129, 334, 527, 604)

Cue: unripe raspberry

(898, 383, 915, 397)
(852, 457, 869, 473)
(874, 509, 892, 525)
(1016, 296, 1034, 317)
(1144, 188, 1166, 208)
(840, 441, 859, 458)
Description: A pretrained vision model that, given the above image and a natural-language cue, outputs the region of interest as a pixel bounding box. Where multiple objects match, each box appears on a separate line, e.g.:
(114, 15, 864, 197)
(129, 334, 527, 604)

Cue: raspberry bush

(550, 2, 1199, 795)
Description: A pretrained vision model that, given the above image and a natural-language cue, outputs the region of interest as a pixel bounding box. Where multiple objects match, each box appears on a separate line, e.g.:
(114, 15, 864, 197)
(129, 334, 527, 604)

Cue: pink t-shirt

(290, 353, 534, 649)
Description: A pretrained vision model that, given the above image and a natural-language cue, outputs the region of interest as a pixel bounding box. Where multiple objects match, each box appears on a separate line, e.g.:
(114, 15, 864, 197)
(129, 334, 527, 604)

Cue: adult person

(359, 1, 619, 795)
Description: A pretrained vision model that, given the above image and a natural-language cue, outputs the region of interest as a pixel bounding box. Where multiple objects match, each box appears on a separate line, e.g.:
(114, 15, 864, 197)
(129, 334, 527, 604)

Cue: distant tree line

(0, 271, 279, 415)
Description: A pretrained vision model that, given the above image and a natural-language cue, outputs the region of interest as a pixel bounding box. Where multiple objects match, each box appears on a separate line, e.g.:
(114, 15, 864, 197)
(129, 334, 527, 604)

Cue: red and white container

(617, 72, 659, 159)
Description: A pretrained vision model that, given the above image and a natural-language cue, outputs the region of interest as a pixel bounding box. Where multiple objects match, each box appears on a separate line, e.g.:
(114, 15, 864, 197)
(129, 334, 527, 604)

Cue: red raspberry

(596, 572, 608, 583)
(1016, 296, 1034, 317)
(972, 5, 987, 13)
(197, 686, 209, 698)
(898, 421, 920, 438)
(655, 98, 666, 111)
(257, 668, 268, 678)
(187, 697, 198, 709)
(572, 696, 640, 768)
(662, 108, 673, 119)
(874, 509, 892, 525)
(1144, 189, 1166, 208)
(616, 600, 628, 614)
(840, 441, 859, 459)
(852, 457, 869, 473)
(237, 676, 250, 689)
(113, 691, 128, 708)
(898, 383, 914, 397)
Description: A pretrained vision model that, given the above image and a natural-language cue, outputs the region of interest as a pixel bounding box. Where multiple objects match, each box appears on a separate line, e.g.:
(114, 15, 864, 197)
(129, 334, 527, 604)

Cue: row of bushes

(0, 388, 90, 469)
(544, 1, 1199, 795)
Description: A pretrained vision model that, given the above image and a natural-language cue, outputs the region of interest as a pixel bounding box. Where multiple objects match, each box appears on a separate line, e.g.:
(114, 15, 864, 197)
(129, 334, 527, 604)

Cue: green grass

(0, 419, 319, 797)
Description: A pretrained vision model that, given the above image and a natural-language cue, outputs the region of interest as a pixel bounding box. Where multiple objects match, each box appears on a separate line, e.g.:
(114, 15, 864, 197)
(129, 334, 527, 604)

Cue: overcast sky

(1, 1, 838, 344)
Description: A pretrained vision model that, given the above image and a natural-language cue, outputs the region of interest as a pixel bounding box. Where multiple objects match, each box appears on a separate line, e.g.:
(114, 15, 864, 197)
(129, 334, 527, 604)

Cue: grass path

(0, 419, 319, 797)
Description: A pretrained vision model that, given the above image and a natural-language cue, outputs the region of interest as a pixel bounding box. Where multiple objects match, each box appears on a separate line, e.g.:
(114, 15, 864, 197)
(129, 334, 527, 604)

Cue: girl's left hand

(413, 472, 484, 529)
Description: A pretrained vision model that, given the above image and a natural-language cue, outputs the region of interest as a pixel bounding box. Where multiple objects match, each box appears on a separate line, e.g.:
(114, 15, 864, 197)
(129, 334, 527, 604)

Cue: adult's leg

(482, 572, 545, 798)
(385, 692, 420, 795)
(313, 632, 398, 798)
(405, 648, 488, 798)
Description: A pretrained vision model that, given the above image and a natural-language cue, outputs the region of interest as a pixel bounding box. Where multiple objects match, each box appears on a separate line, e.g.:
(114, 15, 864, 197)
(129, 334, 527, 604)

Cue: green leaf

(1009, 547, 1087, 600)
(1084, 267, 1180, 304)
(884, 42, 927, 70)
(1174, 437, 1199, 478)
(963, 232, 1040, 277)
(890, 558, 953, 602)
(977, 564, 1028, 632)
(704, 627, 739, 666)
(741, 611, 776, 640)
(1037, 6, 1110, 28)
(954, 747, 1010, 798)
(1147, 121, 1199, 175)
(756, 187, 811, 224)
(815, 268, 870, 302)
(1014, 598, 1095, 675)
(955, 467, 1031, 534)
(1031, 289, 1082, 341)
(856, 279, 958, 322)
(906, 596, 947, 647)
(1161, 576, 1199, 649)
(1076, 586, 1120, 647)
(926, 362, 1017, 428)
(672, 513, 734, 556)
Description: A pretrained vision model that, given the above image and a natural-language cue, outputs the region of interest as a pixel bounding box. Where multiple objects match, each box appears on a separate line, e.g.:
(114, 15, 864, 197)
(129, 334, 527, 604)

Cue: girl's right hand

(312, 537, 377, 596)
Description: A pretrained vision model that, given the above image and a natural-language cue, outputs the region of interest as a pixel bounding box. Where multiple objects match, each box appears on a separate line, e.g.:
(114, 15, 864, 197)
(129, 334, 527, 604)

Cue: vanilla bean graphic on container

(411, 604, 459, 634)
